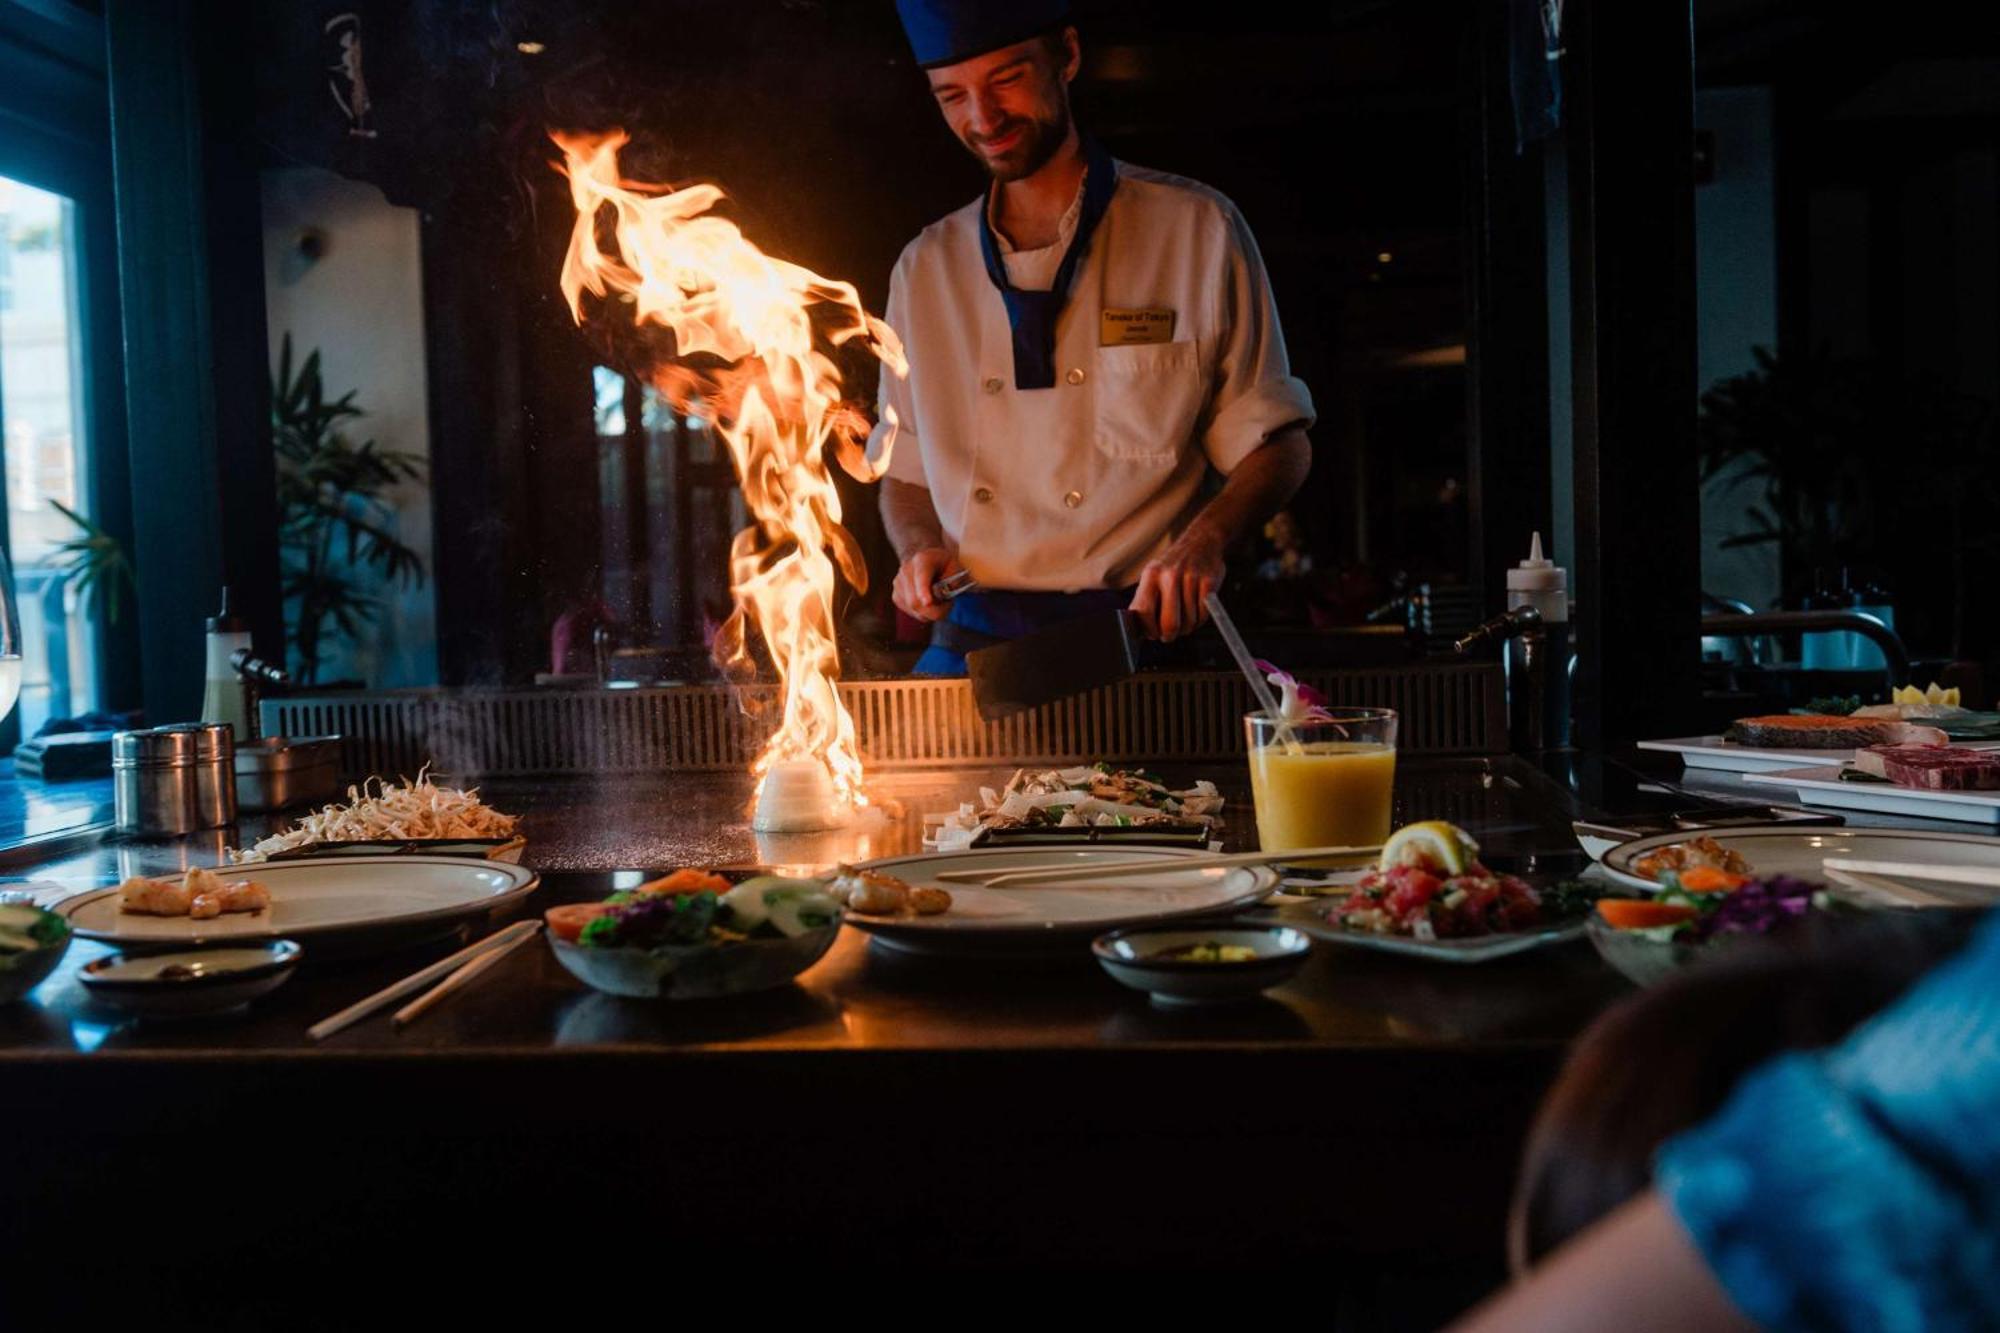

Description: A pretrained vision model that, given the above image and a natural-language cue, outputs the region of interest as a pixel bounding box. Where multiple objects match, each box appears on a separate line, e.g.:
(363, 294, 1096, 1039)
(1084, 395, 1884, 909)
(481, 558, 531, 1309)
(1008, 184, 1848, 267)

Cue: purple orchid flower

(1254, 658, 1334, 721)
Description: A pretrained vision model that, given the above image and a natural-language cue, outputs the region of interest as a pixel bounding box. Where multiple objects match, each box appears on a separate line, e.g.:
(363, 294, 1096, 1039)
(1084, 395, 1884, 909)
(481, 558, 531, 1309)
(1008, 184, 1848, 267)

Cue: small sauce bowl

(1092, 925, 1311, 1007)
(80, 939, 302, 1019)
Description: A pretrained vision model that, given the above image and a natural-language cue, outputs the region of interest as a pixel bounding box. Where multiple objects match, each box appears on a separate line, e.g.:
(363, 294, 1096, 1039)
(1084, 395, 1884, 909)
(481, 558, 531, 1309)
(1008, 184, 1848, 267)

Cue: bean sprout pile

(233, 769, 519, 863)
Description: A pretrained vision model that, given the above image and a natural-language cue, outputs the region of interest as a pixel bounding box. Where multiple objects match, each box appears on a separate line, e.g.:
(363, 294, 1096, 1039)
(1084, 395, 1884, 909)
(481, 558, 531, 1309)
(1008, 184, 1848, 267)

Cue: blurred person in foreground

(1455, 909, 2000, 1331)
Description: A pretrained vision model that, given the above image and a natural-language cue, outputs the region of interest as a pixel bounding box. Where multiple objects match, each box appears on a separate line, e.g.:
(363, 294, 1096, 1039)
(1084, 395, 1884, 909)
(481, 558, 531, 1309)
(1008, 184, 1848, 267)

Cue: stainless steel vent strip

(264, 664, 1505, 778)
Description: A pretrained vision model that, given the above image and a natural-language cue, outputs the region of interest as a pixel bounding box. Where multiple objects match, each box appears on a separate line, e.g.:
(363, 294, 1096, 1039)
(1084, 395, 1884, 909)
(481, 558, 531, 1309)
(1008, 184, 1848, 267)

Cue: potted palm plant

(270, 334, 428, 685)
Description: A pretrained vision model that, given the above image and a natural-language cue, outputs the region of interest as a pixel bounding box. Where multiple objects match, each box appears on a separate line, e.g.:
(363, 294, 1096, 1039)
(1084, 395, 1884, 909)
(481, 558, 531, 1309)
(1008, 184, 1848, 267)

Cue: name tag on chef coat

(1099, 307, 1176, 346)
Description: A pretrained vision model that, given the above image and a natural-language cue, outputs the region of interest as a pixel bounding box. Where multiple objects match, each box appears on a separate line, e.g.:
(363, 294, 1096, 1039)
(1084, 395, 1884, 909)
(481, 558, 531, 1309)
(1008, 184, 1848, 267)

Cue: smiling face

(924, 28, 1080, 182)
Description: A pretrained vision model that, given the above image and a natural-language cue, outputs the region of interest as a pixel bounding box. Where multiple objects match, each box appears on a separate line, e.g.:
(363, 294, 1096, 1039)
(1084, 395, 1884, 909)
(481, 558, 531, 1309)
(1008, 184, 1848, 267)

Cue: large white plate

(58, 856, 540, 946)
(1600, 826, 2000, 904)
(847, 847, 1278, 956)
(1641, 736, 1875, 773)
(1742, 766, 2000, 827)
(1641, 735, 2000, 775)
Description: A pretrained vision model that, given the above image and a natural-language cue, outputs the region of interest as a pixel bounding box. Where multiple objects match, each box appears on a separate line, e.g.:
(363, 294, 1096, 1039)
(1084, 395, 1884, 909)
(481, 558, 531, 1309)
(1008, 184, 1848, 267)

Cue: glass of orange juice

(1245, 708, 1398, 869)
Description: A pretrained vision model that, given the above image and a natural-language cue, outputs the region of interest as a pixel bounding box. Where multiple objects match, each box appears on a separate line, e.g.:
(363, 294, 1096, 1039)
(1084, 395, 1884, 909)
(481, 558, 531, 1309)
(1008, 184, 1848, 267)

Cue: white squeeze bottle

(1505, 533, 1571, 750)
(1506, 531, 1568, 625)
(201, 587, 254, 740)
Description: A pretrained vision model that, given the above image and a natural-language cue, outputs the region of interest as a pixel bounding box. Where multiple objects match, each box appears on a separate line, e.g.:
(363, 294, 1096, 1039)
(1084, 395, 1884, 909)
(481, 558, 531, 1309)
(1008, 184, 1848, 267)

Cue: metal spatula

(966, 609, 1143, 720)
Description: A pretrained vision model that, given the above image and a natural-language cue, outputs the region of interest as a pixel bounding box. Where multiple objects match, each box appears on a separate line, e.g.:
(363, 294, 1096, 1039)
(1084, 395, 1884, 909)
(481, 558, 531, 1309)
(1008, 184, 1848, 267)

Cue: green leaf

(272, 336, 429, 675)
(48, 499, 136, 625)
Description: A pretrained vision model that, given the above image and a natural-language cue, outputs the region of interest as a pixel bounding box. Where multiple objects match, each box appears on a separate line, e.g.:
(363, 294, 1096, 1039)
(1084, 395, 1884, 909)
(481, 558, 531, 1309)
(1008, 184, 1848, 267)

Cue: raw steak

(1853, 744, 2000, 791)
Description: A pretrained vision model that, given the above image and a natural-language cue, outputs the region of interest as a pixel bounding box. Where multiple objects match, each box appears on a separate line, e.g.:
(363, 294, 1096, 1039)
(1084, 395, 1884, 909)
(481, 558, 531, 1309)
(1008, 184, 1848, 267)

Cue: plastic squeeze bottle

(200, 588, 254, 740)
(1505, 533, 1571, 750)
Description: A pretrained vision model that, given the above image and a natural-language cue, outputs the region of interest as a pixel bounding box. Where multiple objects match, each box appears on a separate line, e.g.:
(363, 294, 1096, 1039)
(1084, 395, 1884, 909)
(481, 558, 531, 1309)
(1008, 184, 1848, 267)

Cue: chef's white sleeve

(870, 252, 929, 488)
(1200, 202, 1315, 474)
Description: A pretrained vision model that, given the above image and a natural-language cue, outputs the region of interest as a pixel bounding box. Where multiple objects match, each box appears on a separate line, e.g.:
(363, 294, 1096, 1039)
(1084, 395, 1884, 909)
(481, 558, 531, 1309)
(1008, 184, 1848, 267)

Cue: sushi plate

(1741, 766, 2000, 827)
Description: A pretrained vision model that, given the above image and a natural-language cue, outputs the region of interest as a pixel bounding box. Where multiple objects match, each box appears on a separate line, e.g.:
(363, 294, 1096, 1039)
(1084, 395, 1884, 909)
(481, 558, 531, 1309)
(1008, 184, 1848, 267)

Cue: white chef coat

(868, 159, 1315, 592)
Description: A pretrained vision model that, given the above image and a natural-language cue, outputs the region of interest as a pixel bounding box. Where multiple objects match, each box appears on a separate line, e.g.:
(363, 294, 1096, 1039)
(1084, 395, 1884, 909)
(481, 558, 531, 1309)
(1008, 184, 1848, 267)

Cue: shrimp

(909, 886, 952, 916)
(118, 876, 193, 916)
(830, 867, 912, 915)
(215, 879, 270, 914)
(190, 877, 271, 919)
(122, 866, 270, 918)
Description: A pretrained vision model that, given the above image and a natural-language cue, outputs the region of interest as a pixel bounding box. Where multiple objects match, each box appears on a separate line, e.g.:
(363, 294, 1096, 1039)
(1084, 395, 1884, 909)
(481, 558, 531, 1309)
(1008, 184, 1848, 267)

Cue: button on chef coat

(868, 159, 1315, 593)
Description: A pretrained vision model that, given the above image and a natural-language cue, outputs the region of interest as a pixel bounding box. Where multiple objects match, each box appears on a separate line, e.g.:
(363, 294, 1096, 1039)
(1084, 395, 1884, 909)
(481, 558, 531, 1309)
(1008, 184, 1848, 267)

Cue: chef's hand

(893, 547, 962, 623)
(1128, 525, 1226, 641)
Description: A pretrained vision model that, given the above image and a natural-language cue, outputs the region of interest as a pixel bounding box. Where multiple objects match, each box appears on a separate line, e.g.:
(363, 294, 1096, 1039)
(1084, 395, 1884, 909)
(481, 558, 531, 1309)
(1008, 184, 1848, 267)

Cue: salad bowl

(544, 869, 842, 1000)
(1587, 871, 1838, 986)
(0, 900, 71, 1004)
(549, 925, 839, 1000)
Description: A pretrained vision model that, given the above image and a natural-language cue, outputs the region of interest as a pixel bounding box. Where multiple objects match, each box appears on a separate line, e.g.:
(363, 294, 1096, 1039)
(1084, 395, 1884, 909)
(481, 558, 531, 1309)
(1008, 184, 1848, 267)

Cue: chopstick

(1821, 858, 2000, 892)
(935, 844, 1381, 888)
(307, 918, 540, 1042)
(393, 924, 540, 1028)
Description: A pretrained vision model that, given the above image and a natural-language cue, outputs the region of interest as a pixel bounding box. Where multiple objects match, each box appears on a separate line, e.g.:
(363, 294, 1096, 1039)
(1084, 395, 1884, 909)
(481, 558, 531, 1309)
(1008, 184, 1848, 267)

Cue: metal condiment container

(156, 723, 238, 829)
(113, 728, 202, 838)
(234, 735, 343, 812)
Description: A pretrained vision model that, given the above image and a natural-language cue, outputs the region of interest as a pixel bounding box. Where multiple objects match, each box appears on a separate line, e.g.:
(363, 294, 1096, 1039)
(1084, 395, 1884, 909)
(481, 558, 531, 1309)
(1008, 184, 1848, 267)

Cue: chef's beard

(966, 101, 1072, 183)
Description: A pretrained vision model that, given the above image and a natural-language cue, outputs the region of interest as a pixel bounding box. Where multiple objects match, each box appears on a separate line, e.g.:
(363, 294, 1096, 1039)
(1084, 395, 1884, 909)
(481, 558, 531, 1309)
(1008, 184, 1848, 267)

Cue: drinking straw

(1204, 592, 1302, 754)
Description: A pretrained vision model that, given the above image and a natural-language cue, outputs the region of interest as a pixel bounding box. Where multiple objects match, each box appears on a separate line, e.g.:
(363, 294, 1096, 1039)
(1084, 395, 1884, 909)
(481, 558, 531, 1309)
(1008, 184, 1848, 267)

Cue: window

(0, 174, 96, 734)
(593, 367, 742, 663)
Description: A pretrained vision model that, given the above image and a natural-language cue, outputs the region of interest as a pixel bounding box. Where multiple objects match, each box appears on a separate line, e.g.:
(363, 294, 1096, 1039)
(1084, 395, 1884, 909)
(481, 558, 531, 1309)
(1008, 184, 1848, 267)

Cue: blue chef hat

(895, 0, 1072, 70)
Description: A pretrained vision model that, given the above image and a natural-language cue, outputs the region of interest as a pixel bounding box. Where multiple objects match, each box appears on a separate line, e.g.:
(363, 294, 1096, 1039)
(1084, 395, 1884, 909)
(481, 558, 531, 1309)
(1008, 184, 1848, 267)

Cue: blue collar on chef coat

(976, 136, 1119, 391)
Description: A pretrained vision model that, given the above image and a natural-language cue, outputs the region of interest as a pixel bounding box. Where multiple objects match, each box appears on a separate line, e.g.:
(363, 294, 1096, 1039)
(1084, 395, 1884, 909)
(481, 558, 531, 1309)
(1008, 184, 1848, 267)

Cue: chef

(875, 0, 1315, 675)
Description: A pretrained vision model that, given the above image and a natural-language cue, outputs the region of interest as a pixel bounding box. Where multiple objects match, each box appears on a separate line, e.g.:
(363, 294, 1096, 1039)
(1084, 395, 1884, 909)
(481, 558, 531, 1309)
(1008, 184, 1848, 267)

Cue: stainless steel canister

(113, 728, 202, 837)
(234, 735, 342, 812)
(159, 722, 238, 828)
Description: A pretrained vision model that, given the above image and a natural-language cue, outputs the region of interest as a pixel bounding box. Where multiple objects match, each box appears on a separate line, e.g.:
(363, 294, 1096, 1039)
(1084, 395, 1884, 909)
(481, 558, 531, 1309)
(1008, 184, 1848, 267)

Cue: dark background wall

(219, 0, 2000, 693)
(243, 0, 1478, 684)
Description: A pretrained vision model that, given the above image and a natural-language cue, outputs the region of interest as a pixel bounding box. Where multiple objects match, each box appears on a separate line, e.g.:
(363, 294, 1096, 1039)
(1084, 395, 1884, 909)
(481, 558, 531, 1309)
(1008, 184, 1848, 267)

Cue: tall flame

(554, 131, 907, 815)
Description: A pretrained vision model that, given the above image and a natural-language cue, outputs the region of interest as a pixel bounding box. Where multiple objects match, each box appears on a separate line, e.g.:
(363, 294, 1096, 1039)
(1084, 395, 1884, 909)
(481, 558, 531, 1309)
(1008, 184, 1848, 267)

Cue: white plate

(1742, 766, 2000, 827)
(58, 857, 540, 947)
(1639, 736, 1875, 773)
(1600, 826, 2000, 903)
(846, 847, 1278, 956)
(1253, 899, 1589, 964)
(1641, 735, 2000, 774)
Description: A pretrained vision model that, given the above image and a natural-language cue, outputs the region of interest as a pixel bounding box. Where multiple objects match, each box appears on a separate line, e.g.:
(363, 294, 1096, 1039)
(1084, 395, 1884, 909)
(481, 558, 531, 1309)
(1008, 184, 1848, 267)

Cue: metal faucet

(1454, 604, 1543, 658)
(1455, 605, 1558, 753)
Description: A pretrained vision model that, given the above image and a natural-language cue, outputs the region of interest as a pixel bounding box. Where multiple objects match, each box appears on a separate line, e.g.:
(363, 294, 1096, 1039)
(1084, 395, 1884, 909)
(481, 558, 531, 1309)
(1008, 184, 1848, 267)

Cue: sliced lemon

(1379, 820, 1478, 875)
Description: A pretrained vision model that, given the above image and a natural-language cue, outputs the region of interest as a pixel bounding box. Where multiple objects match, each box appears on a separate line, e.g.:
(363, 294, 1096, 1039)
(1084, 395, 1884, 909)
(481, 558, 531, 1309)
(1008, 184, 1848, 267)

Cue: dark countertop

(5, 756, 1620, 1064)
(0, 757, 1619, 1285)
(0, 762, 112, 858)
(7, 749, 1962, 1296)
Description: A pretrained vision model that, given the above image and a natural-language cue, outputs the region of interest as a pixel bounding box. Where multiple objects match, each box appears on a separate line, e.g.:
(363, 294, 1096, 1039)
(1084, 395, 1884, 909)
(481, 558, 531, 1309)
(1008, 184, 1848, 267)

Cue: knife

(965, 608, 1144, 720)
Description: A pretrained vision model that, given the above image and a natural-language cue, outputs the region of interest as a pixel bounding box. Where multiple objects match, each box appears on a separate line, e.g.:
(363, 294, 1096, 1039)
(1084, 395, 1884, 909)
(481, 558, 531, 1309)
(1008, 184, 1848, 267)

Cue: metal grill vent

(266, 664, 1504, 780)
